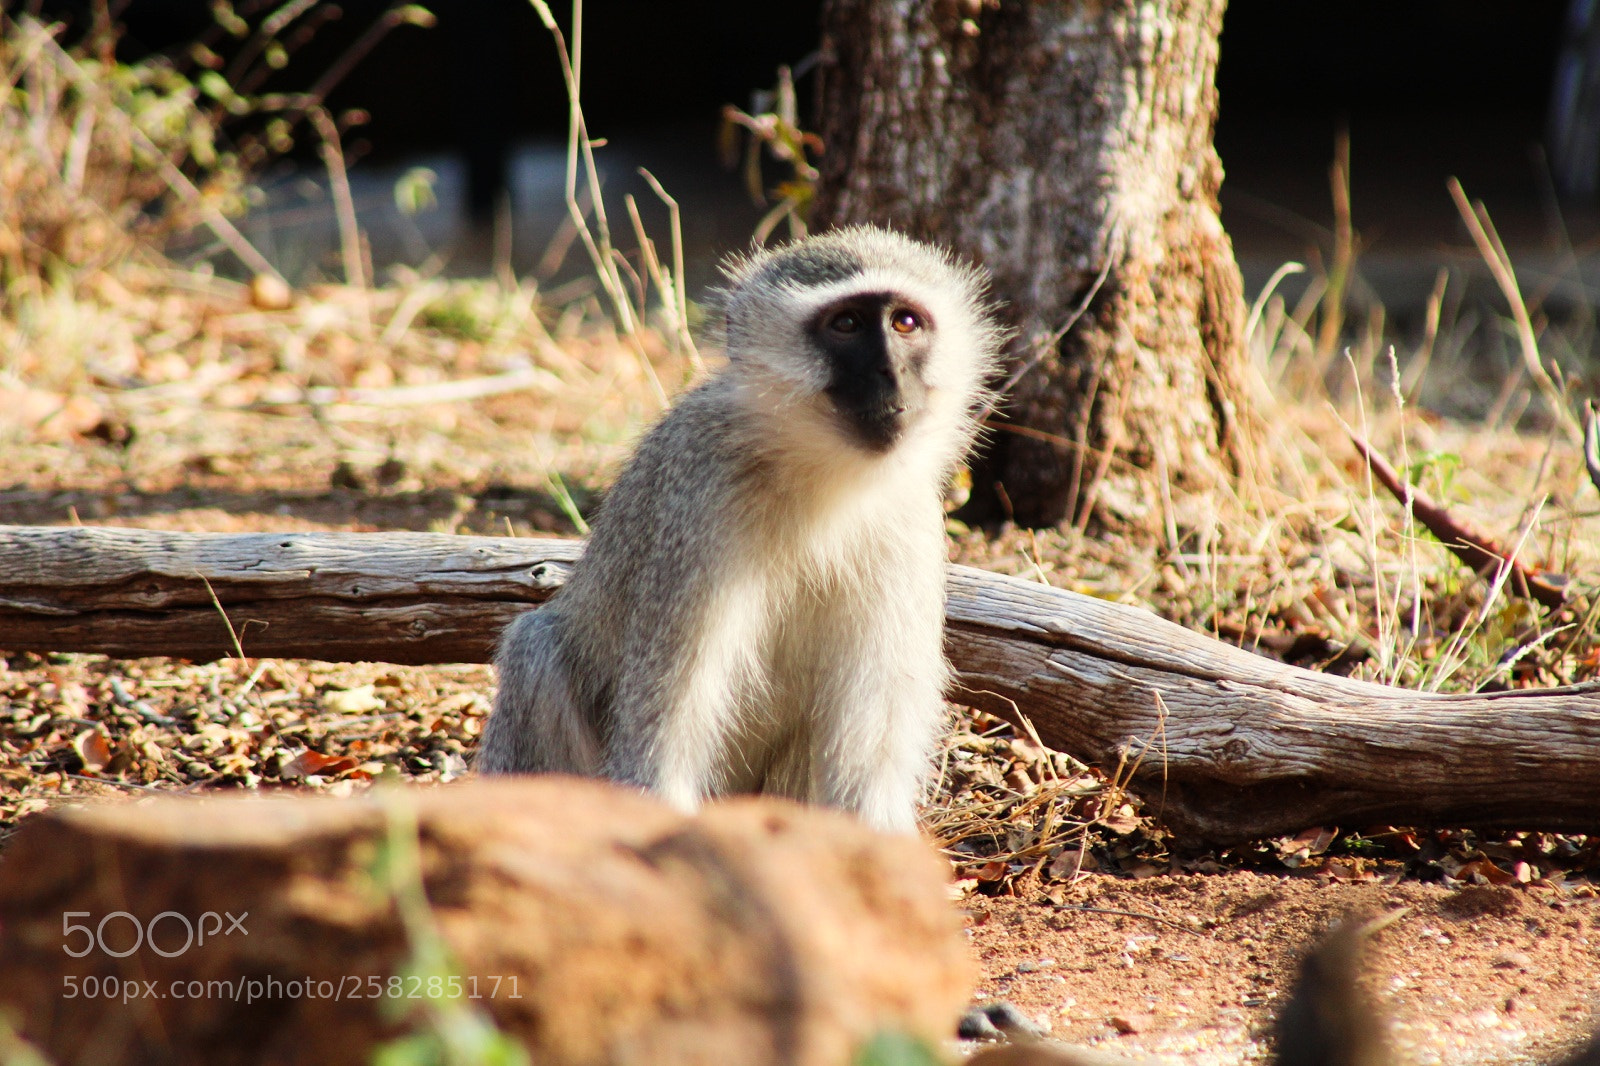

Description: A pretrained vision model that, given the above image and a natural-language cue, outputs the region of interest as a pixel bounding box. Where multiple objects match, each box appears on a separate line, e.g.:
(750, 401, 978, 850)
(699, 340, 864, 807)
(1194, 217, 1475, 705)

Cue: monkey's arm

(567, 384, 762, 810)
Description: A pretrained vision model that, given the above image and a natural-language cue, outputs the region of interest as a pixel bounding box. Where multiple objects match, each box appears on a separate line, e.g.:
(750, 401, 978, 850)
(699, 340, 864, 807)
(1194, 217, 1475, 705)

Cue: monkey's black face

(811, 293, 933, 453)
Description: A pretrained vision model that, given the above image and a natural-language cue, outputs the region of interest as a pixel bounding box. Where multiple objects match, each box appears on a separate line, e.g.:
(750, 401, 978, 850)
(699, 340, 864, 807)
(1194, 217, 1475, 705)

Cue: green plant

(853, 1031, 944, 1066)
(1405, 449, 1463, 503)
(368, 788, 530, 1066)
(721, 63, 822, 243)
(0, 1010, 50, 1066)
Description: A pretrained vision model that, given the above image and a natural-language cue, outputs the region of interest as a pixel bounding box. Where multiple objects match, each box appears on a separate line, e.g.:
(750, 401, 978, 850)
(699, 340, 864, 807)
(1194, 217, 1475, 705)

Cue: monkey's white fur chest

(694, 442, 950, 796)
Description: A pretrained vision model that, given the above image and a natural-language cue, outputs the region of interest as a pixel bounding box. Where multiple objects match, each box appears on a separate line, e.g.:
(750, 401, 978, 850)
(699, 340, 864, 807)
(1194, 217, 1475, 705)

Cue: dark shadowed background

(26, 0, 1582, 307)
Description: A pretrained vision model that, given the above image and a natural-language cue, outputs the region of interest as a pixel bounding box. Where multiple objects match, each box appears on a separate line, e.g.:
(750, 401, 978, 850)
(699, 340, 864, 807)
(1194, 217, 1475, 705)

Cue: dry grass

(0, 15, 261, 293)
(925, 147, 1600, 889)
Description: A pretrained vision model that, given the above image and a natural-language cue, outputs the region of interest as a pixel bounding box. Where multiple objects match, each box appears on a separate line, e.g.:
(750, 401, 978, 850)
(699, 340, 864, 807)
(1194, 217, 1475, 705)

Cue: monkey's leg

(479, 608, 600, 775)
(604, 673, 741, 813)
(603, 582, 770, 812)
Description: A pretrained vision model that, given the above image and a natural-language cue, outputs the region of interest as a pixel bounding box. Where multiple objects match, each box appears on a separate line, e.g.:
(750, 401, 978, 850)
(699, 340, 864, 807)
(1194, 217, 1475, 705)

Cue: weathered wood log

(944, 571, 1600, 840)
(0, 526, 580, 664)
(2, 524, 1598, 842)
(0, 778, 972, 1066)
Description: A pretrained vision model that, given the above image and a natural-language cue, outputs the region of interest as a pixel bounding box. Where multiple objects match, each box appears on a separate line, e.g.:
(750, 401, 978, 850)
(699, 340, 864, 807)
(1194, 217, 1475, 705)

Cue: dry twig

(1348, 433, 1567, 610)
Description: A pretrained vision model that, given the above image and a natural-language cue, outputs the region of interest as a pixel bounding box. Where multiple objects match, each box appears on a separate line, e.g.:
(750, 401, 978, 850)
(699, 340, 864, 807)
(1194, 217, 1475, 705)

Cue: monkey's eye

(890, 309, 923, 334)
(828, 310, 863, 333)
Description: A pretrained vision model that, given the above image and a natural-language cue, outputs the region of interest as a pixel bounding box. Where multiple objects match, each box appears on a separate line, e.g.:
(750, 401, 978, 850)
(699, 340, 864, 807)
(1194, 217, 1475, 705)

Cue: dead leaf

(1314, 858, 1374, 883)
(1004, 766, 1034, 792)
(1455, 858, 1516, 886)
(1099, 802, 1141, 835)
(319, 684, 384, 714)
(1008, 737, 1044, 767)
(1386, 829, 1421, 853)
(43, 679, 89, 717)
(73, 729, 113, 773)
(1284, 826, 1337, 855)
(1047, 845, 1097, 880)
(280, 749, 360, 779)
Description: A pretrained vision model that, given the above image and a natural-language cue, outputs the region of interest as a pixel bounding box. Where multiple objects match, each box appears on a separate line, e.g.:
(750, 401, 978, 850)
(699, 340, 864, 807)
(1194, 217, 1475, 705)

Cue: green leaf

(854, 1031, 944, 1066)
(394, 167, 439, 217)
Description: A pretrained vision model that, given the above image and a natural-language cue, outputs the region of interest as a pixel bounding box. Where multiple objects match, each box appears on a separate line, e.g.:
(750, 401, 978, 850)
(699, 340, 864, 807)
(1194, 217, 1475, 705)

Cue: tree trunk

(811, 0, 1254, 529)
(1550, 0, 1600, 200)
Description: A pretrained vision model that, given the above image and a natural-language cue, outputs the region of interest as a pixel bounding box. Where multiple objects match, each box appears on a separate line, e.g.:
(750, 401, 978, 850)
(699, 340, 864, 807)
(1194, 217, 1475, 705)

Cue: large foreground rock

(0, 778, 972, 1065)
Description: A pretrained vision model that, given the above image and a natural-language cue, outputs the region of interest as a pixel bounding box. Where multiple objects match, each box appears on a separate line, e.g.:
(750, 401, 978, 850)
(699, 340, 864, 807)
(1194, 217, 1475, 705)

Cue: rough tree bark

(811, 0, 1254, 529)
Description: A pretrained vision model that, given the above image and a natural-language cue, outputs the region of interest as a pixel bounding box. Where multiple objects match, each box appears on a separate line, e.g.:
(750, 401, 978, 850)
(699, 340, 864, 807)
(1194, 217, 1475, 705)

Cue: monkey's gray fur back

(477, 225, 1005, 833)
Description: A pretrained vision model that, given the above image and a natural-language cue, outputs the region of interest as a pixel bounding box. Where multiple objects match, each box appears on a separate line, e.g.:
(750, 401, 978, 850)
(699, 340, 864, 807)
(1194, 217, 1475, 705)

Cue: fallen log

(0, 778, 971, 1066)
(0, 525, 578, 665)
(2, 524, 1598, 842)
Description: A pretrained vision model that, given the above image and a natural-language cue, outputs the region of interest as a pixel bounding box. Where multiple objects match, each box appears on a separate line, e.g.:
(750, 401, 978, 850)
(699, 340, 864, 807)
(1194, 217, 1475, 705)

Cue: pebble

(958, 1000, 1046, 1041)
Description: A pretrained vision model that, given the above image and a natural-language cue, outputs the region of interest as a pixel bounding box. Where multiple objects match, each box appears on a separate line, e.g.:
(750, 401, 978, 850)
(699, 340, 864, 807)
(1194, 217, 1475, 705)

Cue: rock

(960, 1000, 1049, 1043)
(982, 1001, 1047, 1039)
(249, 272, 293, 311)
(0, 777, 972, 1066)
(1491, 950, 1534, 971)
(959, 1006, 1006, 1041)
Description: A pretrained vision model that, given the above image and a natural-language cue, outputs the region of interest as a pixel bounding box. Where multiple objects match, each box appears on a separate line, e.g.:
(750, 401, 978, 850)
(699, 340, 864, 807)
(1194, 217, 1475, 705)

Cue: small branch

(282, 5, 435, 134)
(223, 0, 319, 87)
(293, 367, 562, 409)
(1055, 905, 1201, 936)
(1348, 434, 1567, 610)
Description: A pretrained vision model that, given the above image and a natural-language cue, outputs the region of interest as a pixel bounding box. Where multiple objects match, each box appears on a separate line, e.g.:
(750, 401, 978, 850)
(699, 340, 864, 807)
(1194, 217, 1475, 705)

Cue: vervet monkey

(477, 225, 1005, 833)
